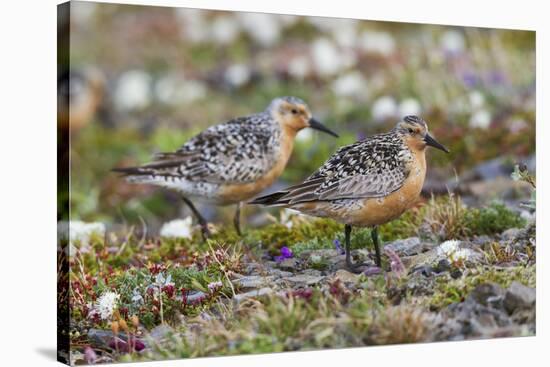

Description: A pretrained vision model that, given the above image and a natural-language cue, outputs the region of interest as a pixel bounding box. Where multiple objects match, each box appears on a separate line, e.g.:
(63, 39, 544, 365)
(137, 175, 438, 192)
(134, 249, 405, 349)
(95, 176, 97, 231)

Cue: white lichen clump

(95, 291, 120, 320)
(160, 217, 194, 239)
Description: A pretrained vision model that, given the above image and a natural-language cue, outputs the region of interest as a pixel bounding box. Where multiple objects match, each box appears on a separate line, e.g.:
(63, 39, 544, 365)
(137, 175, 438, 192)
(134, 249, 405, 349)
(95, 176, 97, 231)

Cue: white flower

(60, 221, 105, 249)
(398, 98, 422, 117)
(207, 281, 223, 292)
(175, 8, 209, 43)
(372, 96, 397, 121)
(160, 217, 194, 239)
(437, 240, 472, 262)
(224, 64, 251, 88)
(469, 91, 485, 109)
(288, 56, 310, 80)
(155, 75, 207, 105)
(210, 16, 240, 45)
(280, 208, 301, 229)
(114, 70, 151, 111)
(238, 13, 280, 46)
(311, 38, 344, 76)
(332, 21, 358, 48)
(95, 291, 120, 320)
(469, 109, 492, 129)
(440, 30, 465, 54)
(359, 31, 396, 56)
(437, 240, 461, 257)
(331, 71, 369, 98)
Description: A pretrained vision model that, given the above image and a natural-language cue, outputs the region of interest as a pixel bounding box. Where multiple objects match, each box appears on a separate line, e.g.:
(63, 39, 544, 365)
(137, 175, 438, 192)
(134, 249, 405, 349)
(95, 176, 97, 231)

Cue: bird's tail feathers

(249, 191, 290, 206)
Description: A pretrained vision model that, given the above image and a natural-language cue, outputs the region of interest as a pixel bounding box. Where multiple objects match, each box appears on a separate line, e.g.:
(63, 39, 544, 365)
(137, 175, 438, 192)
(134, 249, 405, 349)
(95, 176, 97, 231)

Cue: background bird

(113, 96, 338, 239)
(250, 115, 449, 271)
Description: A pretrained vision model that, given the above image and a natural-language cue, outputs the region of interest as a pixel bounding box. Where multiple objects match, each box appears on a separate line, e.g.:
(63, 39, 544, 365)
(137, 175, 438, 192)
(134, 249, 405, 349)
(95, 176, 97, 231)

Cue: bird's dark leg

(181, 196, 210, 240)
(233, 202, 242, 236)
(371, 226, 382, 267)
(344, 224, 353, 270)
(345, 224, 375, 273)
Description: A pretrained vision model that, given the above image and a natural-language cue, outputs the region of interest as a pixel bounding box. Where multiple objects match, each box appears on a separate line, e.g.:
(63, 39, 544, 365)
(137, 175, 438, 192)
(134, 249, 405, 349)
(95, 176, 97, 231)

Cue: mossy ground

(65, 194, 534, 364)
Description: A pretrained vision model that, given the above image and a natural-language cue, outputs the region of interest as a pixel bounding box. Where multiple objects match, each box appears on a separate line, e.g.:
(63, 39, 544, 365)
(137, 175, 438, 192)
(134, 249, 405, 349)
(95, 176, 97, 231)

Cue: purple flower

(384, 248, 405, 278)
(487, 70, 506, 85)
(84, 346, 97, 364)
(333, 239, 345, 255)
(461, 71, 479, 88)
(275, 246, 293, 262)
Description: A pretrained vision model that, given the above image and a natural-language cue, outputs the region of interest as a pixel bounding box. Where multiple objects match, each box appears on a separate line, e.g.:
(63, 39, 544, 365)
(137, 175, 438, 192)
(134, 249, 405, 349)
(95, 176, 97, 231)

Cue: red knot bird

(113, 96, 338, 239)
(250, 115, 449, 272)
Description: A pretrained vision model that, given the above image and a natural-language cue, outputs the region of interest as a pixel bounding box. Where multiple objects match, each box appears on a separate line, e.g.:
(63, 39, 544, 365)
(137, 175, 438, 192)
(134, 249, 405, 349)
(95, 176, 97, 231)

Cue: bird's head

(267, 96, 338, 138)
(394, 115, 449, 153)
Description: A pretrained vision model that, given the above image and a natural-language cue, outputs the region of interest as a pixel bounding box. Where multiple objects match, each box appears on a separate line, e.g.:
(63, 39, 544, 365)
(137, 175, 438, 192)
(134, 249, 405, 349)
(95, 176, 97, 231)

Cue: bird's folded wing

(140, 119, 277, 184)
(280, 138, 408, 203)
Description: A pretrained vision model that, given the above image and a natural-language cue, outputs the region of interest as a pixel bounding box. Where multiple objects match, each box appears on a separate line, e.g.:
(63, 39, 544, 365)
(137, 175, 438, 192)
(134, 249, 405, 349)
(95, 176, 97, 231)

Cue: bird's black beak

(424, 133, 450, 153)
(308, 118, 339, 138)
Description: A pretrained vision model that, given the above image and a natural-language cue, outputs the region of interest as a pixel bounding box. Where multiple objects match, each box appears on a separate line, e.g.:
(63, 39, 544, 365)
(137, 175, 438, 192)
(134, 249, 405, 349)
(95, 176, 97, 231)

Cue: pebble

(333, 269, 359, 283)
(468, 283, 504, 307)
(232, 275, 274, 290)
(384, 237, 424, 256)
(503, 281, 535, 313)
(233, 287, 273, 303)
(277, 258, 299, 271)
(282, 274, 324, 286)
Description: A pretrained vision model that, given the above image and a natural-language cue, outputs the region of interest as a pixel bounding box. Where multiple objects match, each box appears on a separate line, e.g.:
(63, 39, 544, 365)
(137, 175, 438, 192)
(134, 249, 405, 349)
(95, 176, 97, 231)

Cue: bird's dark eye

(291, 109, 298, 114)
(408, 128, 414, 134)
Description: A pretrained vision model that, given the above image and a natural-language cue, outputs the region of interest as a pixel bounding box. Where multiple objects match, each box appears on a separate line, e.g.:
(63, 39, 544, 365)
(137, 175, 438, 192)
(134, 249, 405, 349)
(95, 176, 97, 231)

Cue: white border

(0, 1, 545, 366)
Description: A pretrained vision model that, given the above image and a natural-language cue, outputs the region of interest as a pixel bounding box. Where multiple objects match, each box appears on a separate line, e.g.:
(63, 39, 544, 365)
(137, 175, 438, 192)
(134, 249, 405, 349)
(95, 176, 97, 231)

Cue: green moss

(429, 265, 535, 310)
(463, 202, 526, 236)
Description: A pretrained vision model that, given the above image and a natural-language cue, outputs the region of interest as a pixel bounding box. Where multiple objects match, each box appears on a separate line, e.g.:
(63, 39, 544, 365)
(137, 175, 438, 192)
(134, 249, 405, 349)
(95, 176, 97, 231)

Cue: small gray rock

(435, 259, 451, 273)
(149, 324, 173, 341)
(468, 283, 504, 307)
(183, 290, 207, 304)
(88, 329, 118, 348)
(503, 282, 535, 313)
(333, 269, 359, 283)
(283, 274, 324, 286)
(277, 258, 299, 271)
(233, 287, 273, 303)
(384, 237, 424, 256)
(232, 275, 274, 290)
(501, 228, 521, 241)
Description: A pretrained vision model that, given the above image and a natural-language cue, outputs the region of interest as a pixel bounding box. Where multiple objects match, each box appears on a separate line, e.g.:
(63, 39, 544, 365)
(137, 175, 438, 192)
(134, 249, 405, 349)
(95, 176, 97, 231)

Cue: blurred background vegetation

(59, 2, 535, 231)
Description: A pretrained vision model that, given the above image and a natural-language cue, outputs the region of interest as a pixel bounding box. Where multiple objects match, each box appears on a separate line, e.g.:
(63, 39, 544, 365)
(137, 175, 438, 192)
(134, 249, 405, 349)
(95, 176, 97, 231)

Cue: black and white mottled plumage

(253, 131, 413, 205)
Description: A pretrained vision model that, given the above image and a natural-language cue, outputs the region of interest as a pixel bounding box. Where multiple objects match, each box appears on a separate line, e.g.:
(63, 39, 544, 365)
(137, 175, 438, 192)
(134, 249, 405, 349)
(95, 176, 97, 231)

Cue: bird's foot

(199, 223, 211, 241)
(345, 259, 372, 274)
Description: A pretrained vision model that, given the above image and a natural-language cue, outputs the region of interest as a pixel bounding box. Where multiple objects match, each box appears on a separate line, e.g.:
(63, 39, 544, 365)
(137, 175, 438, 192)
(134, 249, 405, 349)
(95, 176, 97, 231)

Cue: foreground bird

(250, 115, 449, 271)
(113, 96, 338, 239)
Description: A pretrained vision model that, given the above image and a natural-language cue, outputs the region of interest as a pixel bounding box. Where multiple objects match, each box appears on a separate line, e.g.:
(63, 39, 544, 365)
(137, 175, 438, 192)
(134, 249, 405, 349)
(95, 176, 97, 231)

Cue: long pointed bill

(424, 133, 450, 153)
(309, 118, 339, 138)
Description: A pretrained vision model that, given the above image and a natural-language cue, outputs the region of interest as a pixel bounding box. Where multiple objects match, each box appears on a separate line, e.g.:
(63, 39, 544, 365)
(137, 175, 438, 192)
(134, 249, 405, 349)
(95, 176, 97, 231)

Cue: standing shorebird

(113, 96, 338, 239)
(250, 116, 449, 271)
